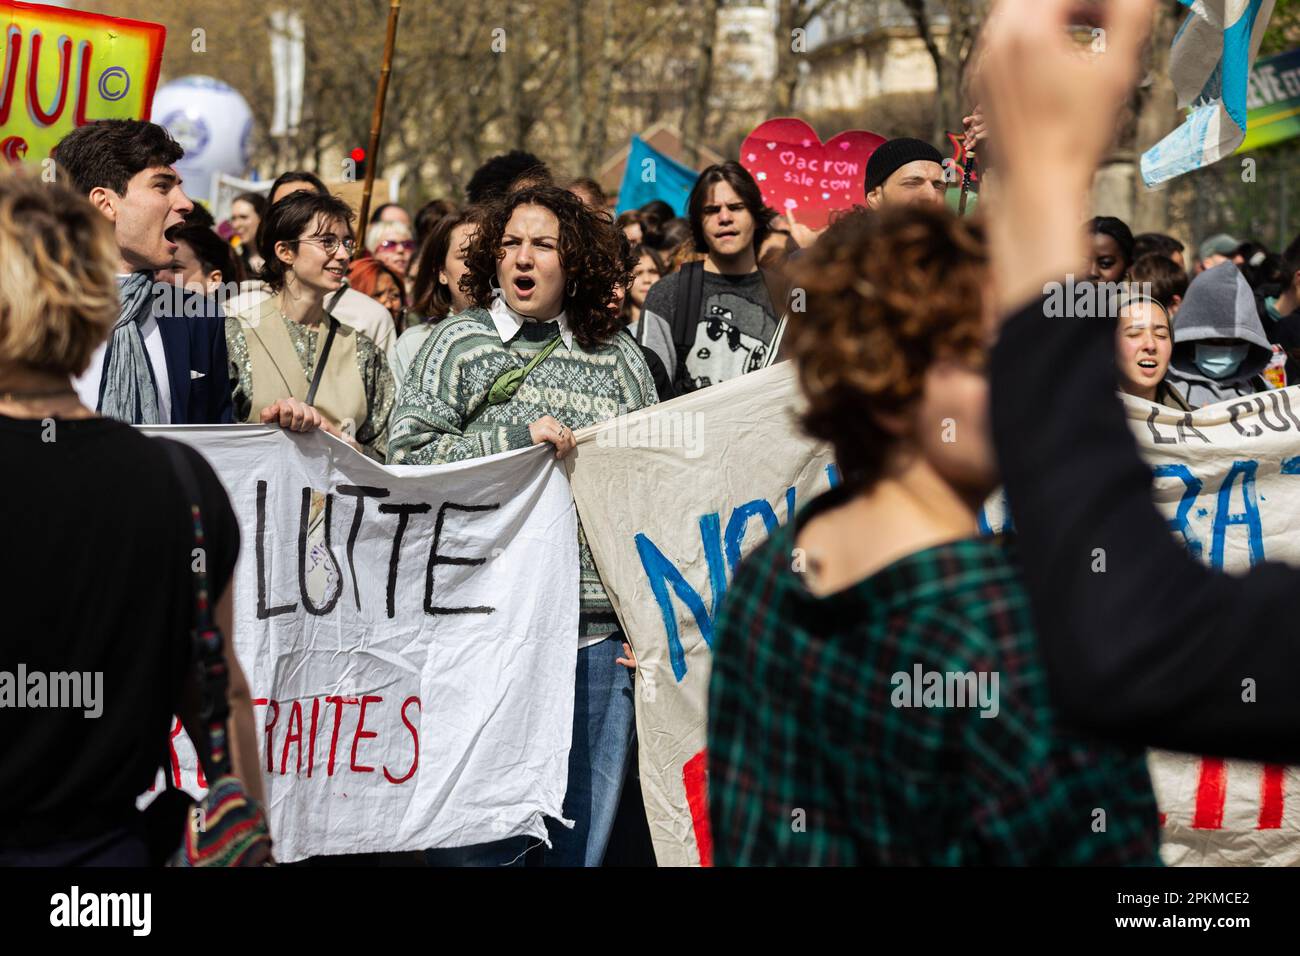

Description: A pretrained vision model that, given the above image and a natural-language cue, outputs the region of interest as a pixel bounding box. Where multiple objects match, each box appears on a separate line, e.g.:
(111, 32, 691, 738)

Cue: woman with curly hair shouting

(388, 185, 657, 867)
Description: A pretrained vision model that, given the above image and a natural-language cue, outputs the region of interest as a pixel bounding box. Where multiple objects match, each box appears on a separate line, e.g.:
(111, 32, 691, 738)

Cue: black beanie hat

(864, 138, 945, 194)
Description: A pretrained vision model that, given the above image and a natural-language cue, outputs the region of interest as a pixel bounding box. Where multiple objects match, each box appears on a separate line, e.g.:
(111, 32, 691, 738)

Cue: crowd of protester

(11, 0, 1300, 869)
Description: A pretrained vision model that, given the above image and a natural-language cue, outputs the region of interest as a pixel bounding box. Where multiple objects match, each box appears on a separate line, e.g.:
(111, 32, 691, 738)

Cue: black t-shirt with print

(0, 415, 239, 847)
(642, 266, 780, 394)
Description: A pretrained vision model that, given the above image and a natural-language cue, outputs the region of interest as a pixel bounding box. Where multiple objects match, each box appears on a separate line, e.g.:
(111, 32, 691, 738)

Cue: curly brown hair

(460, 185, 633, 349)
(787, 204, 988, 489)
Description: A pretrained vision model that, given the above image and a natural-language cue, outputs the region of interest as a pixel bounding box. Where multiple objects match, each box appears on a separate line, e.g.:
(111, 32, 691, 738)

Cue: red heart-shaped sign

(739, 118, 886, 230)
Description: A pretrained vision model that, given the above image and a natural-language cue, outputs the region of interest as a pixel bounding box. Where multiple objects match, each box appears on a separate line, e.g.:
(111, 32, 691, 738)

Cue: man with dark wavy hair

(53, 119, 233, 424)
(642, 162, 787, 395)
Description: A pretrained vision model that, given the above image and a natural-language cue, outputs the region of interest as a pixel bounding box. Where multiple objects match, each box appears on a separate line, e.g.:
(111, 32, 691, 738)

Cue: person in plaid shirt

(707, 205, 1161, 866)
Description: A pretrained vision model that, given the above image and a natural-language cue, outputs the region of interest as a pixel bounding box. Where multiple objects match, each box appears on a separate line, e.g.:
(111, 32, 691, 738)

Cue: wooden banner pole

(357, 0, 403, 235)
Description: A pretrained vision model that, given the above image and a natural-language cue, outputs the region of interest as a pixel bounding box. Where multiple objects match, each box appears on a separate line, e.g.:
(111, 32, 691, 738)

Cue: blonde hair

(365, 218, 412, 253)
(0, 172, 119, 376)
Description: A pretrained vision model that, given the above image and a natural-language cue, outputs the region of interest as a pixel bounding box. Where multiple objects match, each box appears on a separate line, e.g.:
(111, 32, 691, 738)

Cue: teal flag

(615, 136, 698, 216)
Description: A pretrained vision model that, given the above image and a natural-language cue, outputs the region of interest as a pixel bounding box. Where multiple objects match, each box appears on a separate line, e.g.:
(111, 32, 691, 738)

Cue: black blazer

(154, 290, 234, 424)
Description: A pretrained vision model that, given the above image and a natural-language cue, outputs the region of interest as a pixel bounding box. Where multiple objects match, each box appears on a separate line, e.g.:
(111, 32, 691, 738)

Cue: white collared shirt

(488, 293, 573, 351)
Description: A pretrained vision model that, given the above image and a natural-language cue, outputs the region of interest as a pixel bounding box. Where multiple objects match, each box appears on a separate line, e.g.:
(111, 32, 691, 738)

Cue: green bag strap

(486, 332, 563, 405)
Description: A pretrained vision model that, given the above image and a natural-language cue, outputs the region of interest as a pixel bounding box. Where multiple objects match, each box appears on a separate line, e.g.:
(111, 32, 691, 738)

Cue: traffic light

(348, 146, 367, 182)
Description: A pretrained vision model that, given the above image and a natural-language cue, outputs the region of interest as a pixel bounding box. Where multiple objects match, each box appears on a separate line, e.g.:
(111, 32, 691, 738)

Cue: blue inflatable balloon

(151, 76, 253, 202)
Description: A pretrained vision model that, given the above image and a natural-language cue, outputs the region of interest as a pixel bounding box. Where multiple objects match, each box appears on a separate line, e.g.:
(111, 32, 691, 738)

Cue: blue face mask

(1194, 343, 1249, 380)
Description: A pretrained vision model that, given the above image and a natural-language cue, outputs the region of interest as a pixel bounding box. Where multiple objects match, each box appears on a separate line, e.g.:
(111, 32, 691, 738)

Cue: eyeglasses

(378, 239, 415, 253)
(299, 235, 355, 256)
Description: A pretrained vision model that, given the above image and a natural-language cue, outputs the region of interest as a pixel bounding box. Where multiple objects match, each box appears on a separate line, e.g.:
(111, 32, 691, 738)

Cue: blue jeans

(543, 634, 637, 866)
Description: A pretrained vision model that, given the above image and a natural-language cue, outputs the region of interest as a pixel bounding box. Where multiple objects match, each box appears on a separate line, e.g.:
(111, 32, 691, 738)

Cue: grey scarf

(99, 271, 162, 424)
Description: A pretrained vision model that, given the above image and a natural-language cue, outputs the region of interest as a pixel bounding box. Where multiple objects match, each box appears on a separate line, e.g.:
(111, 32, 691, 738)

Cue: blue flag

(1141, 0, 1276, 186)
(615, 136, 699, 216)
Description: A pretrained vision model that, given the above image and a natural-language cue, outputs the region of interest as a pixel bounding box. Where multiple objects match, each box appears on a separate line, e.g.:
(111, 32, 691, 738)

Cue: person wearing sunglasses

(226, 191, 395, 460)
(366, 219, 416, 289)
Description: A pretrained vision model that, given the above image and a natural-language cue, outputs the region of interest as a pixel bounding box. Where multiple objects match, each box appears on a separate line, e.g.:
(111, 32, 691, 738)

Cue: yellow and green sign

(1, 0, 165, 167)
(1239, 46, 1300, 152)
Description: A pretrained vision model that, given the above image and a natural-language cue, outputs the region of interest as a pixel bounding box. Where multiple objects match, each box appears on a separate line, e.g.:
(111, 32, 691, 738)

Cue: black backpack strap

(160, 440, 231, 781)
(304, 317, 340, 407)
(672, 261, 705, 392)
(759, 266, 792, 368)
(759, 266, 790, 320)
(326, 284, 348, 315)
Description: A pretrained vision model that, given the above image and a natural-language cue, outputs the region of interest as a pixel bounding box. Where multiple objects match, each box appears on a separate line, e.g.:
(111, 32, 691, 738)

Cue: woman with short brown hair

(227, 191, 395, 459)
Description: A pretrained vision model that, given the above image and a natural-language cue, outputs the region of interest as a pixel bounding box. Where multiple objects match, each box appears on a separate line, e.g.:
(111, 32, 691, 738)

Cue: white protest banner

(984, 389, 1300, 865)
(138, 425, 579, 863)
(568, 364, 836, 866)
(576, 369, 1300, 866)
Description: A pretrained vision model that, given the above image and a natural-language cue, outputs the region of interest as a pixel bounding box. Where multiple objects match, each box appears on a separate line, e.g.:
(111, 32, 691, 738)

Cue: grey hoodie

(1165, 262, 1274, 409)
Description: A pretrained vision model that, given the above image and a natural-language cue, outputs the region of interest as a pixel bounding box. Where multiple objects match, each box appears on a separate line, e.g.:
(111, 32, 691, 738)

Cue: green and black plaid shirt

(707, 486, 1162, 866)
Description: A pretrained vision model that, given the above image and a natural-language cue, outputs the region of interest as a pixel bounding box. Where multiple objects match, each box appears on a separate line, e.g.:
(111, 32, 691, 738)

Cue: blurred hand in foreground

(975, 0, 1155, 317)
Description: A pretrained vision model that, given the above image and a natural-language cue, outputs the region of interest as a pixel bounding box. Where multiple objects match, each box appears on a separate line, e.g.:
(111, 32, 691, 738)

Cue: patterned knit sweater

(387, 306, 658, 641)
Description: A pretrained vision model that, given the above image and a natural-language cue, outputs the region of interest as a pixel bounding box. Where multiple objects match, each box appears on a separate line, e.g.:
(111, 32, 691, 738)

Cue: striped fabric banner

(1141, 0, 1277, 186)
